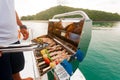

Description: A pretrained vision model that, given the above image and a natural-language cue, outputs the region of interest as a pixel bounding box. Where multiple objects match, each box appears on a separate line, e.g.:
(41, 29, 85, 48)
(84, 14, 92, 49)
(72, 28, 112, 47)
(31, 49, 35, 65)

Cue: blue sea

(79, 21, 120, 80)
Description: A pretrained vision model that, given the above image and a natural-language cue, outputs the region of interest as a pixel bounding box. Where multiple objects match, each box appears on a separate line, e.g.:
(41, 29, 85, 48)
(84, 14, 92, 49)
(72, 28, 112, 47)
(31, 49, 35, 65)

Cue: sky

(15, 0, 120, 17)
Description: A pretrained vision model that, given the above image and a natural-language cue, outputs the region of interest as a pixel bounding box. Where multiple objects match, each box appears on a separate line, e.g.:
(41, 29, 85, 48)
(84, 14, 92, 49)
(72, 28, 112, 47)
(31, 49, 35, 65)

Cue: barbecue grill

(32, 10, 92, 80)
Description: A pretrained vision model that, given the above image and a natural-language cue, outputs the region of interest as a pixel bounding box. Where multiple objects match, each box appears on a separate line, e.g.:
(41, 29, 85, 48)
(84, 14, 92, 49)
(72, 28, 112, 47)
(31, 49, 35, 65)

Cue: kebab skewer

(37, 48, 70, 75)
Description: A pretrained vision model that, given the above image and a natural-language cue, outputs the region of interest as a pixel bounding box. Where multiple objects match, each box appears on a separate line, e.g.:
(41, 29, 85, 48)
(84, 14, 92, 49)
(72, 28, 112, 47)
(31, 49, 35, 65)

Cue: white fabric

(0, 0, 18, 45)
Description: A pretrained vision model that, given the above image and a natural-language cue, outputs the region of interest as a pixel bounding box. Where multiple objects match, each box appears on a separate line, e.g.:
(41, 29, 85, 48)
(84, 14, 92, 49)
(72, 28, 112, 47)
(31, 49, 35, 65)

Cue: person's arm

(0, 12, 29, 57)
(16, 12, 29, 40)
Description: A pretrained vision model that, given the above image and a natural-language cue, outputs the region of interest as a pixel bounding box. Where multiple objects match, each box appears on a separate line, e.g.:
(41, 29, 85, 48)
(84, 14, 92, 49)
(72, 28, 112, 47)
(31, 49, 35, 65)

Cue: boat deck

(20, 51, 48, 80)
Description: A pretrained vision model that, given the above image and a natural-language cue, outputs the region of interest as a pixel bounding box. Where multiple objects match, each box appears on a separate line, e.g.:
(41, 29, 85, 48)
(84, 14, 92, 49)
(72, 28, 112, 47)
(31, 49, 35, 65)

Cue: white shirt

(0, 0, 18, 45)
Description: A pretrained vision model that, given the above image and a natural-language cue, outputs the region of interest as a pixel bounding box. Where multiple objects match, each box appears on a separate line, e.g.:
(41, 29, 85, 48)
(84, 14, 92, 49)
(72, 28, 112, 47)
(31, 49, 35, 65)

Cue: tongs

(0, 43, 48, 53)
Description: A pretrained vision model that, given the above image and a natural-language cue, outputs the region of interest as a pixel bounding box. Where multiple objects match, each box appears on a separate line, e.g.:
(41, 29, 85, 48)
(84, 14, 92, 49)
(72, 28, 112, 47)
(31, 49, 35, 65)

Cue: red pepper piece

(43, 57, 50, 64)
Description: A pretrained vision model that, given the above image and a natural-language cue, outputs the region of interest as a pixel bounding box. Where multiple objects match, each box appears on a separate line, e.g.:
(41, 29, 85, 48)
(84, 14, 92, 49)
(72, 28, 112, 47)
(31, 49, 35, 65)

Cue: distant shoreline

(22, 20, 120, 22)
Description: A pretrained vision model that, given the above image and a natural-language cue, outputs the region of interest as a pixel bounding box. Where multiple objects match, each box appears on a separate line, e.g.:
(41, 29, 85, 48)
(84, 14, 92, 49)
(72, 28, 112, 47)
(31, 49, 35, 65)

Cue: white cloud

(15, 0, 57, 17)
(15, 0, 120, 17)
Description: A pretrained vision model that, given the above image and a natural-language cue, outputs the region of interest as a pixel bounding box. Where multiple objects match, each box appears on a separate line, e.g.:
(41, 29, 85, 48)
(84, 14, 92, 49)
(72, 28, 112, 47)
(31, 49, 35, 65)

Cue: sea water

(79, 21, 120, 80)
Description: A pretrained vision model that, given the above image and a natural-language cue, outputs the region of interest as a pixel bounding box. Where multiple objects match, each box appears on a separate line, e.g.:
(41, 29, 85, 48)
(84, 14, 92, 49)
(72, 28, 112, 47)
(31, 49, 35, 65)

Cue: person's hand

(20, 28, 29, 40)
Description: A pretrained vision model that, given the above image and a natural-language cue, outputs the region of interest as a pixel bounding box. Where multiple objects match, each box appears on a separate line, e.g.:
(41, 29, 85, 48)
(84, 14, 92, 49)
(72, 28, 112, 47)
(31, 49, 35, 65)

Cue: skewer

(40, 66, 51, 76)
(33, 37, 74, 76)
(39, 64, 49, 69)
(38, 61, 45, 66)
(38, 61, 56, 76)
(35, 56, 42, 60)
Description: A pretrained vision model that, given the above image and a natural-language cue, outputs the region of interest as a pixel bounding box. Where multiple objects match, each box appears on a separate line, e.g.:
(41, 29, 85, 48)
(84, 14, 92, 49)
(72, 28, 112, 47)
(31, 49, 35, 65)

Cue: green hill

(21, 5, 120, 21)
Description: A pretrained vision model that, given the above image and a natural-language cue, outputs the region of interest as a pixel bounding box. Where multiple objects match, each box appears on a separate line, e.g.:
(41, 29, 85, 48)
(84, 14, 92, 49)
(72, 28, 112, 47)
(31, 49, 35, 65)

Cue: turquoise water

(79, 22, 120, 80)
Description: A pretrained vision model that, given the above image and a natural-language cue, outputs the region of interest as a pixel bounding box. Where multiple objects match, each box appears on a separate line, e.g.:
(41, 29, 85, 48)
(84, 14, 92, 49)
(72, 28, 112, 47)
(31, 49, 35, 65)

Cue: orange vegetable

(43, 57, 50, 64)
